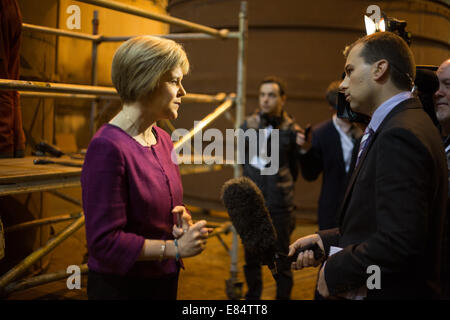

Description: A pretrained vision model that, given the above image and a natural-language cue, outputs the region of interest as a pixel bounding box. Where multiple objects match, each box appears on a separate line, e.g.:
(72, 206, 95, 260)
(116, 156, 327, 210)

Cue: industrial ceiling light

(364, 15, 385, 35)
(379, 18, 386, 32)
(364, 10, 411, 45)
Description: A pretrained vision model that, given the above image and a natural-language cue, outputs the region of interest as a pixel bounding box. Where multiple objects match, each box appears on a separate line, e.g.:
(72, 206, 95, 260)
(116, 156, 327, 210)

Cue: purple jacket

(81, 124, 183, 277)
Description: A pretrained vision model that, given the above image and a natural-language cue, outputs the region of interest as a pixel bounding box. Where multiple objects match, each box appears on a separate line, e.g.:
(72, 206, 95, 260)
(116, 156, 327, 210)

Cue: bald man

(435, 59, 450, 146)
(435, 58, 450, 298)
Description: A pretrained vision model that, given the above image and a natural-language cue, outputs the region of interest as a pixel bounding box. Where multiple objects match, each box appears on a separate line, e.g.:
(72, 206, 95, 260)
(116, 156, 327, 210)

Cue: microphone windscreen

(221, 177, 278, 265)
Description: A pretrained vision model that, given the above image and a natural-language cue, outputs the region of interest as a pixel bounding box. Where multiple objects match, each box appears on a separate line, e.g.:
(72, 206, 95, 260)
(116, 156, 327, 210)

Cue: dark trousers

(87, 270, 179, 300)
(243, 212, 295, 300)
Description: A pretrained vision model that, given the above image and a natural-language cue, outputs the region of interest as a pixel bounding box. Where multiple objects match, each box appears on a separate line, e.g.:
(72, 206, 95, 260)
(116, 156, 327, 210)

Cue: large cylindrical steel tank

(168, 0, 449, 216)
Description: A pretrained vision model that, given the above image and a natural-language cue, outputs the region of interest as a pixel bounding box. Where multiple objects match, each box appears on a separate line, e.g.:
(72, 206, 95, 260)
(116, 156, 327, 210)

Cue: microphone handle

(291, 242, 324, 262)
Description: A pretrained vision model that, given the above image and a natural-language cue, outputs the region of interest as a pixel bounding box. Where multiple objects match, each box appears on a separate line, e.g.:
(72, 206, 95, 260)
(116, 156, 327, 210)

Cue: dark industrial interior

(0, 0, 448, 301)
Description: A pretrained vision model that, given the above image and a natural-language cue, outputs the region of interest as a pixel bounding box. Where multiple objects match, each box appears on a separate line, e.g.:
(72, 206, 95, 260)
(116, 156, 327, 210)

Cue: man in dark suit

(297, 81, 362, 230)
(289, 32, 447, 299)
(434, 58, 450, 298)
(435, 59, 450, 194)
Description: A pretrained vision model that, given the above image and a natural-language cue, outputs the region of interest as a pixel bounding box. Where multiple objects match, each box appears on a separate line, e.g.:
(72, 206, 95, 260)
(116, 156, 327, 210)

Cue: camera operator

(240, 76, 303, 300)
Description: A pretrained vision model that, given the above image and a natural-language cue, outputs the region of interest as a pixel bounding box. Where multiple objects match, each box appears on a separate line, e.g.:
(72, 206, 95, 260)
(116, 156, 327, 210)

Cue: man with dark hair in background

(240, 76, 304, 300)
(290, 32, 447, 299)
(297, 80, 362, 231)
(0, 0, 26, 158)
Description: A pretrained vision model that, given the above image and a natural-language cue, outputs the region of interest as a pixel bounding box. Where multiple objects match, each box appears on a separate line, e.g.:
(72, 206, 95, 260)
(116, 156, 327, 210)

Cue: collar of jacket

(336, 97, 423, 225)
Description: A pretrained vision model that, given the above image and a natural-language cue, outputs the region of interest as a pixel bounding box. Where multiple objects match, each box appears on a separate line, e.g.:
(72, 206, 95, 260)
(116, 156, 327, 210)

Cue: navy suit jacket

(299, 120, 359, 230)
(318, 98, 447, 299)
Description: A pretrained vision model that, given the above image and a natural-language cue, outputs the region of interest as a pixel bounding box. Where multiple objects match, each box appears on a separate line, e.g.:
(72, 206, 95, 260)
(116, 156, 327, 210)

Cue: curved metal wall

(169, 0, 449, 213)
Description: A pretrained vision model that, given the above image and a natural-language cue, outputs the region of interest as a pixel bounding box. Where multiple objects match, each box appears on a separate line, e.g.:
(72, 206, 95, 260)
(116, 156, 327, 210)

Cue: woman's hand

(177, 220, 211, 258)
(172, 206, 193, 238)
(171, 206, 212, 258)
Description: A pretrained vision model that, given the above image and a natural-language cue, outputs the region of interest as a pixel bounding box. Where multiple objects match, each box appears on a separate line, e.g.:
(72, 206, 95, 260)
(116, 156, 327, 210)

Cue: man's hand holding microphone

(288, 234, 330, 298)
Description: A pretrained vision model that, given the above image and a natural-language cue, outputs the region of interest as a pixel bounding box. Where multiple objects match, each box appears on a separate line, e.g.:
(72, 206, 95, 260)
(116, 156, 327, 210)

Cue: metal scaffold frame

(0, 0, 248, 299)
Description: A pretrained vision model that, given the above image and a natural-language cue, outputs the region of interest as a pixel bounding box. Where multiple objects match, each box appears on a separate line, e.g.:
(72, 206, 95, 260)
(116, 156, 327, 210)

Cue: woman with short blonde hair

(81, 35, 210, 300)
(111, 35, 189, 103)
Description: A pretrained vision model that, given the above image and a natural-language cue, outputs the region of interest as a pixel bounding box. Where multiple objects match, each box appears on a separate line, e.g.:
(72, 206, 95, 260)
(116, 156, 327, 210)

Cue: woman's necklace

(122, 110, 154, 147)
(141, 129, 156, 147)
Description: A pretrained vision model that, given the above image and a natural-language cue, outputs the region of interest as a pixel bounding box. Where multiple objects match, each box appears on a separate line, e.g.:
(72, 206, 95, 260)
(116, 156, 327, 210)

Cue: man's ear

(372, 59, 389, 81)
(280, 94, 287, 106)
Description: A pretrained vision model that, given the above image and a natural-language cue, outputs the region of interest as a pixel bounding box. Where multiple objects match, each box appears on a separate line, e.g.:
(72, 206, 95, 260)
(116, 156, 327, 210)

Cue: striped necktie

(355, 126, 374, 167)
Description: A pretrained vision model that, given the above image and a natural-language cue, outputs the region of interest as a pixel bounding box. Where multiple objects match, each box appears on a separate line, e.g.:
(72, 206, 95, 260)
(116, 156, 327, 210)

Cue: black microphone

(415, 68, 439, 94)
(415, 68, 440, 129)
(221, 176, 324, 276)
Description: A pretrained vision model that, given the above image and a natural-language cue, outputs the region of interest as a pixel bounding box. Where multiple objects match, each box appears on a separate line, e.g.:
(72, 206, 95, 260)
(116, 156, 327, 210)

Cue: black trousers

(87, 270, 179, 300)
(243, 212, 295, 300)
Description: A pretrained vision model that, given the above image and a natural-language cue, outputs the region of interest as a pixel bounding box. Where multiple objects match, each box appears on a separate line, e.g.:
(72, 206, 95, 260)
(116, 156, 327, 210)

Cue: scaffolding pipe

(18, 91, 228, 105)
(2, 264, 88, 296)
(183, 92, 227, 104)
(22, 23, 101, 41)
(0, 215, 85, 291)
(228, 1, 248, 299)
(47, 190, 82, 207)
(209, 222, 232, 254)
(23, 22, 239, 43)
(234, 1, 248, 177)
(19, 91, 103, 100)
(100, 32, 240, 42)
(173, 95, 235, 151)
(90, 11, 100, 137)
(4, 212, 82, 233)
(76, 0, 230, 39)
(0, 79, 117, 96)
(208, 222, 232, 238)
